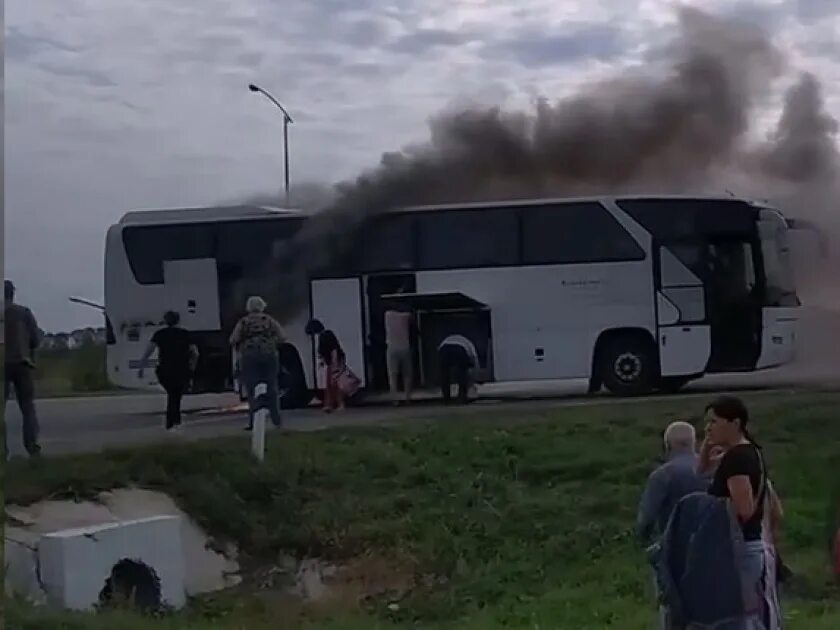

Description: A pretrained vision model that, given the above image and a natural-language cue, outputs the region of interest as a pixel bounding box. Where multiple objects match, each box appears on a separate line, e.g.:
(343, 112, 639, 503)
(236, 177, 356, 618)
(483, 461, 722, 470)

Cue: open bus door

(310, 278, 366, 392)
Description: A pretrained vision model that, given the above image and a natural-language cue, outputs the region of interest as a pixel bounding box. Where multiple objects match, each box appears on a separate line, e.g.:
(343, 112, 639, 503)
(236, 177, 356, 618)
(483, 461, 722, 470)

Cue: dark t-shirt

(709, 443, 766, 541)
(152, 327, 192, 375)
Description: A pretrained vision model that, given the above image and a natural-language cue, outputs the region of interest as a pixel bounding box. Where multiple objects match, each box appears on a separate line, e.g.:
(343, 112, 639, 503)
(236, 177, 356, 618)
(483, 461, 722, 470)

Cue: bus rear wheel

(278, 344, 311, 410)
(598, 334, 656, 396)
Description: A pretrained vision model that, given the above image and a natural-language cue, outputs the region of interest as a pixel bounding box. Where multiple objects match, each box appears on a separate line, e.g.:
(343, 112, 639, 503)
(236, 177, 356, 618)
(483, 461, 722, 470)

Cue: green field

(5, 392, 839, 629)
(28, 345, 114, 398)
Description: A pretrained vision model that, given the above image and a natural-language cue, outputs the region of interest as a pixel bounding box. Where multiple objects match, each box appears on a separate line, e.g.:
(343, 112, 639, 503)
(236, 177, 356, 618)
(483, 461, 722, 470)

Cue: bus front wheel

(598, 334, 656, 396)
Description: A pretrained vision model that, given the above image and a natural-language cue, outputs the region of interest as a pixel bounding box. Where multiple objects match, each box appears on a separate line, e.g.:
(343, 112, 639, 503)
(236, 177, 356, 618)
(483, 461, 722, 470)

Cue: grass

(31, 345, 114, 398)
(4, 391, 840, 628)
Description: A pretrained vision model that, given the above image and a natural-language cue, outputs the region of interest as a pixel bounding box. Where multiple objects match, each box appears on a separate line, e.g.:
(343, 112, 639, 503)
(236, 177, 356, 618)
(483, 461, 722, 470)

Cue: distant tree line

(39, 327, 107, 351)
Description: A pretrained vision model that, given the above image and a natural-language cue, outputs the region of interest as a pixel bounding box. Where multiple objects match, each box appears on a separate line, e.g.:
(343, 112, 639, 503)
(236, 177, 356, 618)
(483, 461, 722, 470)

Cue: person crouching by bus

(438, 334, 479, 404)
(229, 296, 284, 430)
(138, 310, 199, 432)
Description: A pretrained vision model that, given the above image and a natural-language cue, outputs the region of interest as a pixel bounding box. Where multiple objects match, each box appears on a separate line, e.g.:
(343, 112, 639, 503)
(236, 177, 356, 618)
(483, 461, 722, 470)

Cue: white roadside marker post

(251, 382, 268, 462)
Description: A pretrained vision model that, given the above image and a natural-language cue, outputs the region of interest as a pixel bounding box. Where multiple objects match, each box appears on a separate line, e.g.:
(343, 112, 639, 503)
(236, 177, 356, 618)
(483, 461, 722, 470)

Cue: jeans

(4, 362, 41, 456)
(740, 540, 769, 630)
(241, 349, 282, 428)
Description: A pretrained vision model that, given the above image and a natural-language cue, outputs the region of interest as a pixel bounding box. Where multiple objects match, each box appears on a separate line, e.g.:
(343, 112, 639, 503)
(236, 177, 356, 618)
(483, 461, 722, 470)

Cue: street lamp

(248, 83, 293, 207)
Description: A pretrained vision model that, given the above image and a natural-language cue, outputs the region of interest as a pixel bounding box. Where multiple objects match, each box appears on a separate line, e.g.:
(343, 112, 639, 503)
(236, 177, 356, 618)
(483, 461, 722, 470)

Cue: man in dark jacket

(4, 280, 43, 457)
(653, 492, 752, 629)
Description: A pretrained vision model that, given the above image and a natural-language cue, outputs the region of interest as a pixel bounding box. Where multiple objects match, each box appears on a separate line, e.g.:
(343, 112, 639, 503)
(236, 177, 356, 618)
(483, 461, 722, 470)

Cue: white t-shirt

(384, 310, 412, 350)
(438, 334, 479, 366)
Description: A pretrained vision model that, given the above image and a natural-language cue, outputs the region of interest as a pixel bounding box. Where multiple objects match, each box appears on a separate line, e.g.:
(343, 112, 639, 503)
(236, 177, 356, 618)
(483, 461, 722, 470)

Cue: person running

(3, 280, 43, 457)
(138, 310, 198, 431)
(698, 395, 773, 628)
(229, 296, 284, 430)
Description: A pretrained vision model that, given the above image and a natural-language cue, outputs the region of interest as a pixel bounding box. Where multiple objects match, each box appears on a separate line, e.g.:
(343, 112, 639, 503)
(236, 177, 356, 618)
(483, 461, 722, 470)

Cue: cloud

(795, 0, 840, 22)
(481, 23, 629, 67)
(4, 26, 79, 60)
(3, 0, 840, 331)
(387, 28, 475, 55)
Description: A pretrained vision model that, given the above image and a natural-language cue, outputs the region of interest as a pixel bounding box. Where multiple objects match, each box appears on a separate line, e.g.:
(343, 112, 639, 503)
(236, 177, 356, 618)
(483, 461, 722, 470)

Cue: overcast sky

(5, 0, 839, 332)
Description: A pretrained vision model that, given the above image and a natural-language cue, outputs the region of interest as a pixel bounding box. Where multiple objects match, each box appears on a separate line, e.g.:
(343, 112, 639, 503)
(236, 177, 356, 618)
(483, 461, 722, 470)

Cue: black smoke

(257, 7, 838, 319)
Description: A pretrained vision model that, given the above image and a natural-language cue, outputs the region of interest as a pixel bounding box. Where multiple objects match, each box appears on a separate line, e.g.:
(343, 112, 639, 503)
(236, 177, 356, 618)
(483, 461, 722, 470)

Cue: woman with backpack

(698, 395, 778, 629)
(229, 296, 284, 430)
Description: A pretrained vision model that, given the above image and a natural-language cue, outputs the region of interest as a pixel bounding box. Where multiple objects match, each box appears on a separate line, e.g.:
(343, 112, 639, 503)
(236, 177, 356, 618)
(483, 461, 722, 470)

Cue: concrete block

(4, 531, 48, 605)
(37, 515, 186, 611)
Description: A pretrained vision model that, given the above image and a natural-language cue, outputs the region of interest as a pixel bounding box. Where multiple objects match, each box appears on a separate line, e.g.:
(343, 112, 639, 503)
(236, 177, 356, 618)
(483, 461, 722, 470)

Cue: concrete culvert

(98, 558, 163, 613)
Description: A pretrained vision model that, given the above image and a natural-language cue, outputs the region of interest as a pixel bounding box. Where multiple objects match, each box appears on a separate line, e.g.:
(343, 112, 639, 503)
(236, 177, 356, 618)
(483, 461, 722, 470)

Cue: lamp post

(248, 83, 293, 207)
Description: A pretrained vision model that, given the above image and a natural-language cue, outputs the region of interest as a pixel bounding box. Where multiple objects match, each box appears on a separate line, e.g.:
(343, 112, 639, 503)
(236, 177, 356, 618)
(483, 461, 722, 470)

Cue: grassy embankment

(5, 392, 839, 628)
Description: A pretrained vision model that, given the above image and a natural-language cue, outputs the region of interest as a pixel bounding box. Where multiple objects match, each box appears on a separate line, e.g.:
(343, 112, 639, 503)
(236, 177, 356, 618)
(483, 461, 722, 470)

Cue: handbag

(336, 365, 361, 396)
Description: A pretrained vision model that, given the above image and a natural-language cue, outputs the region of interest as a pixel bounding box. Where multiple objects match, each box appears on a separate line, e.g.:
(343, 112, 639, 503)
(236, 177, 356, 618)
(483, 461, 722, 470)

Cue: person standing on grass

(138, 310, 198, 432)
(384, 290, 413, 405)
(698, 395, 773, 629)
(229, 296, 284, 430)
(3, 280, 43, 458)
(637, 420, 710, 545)
(706, 442, 785, 629)
(637, 420, 709, 628)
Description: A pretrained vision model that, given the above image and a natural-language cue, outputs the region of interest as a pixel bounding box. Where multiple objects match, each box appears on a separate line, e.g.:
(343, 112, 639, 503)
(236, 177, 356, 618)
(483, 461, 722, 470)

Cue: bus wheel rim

(614, 352, 642, 382)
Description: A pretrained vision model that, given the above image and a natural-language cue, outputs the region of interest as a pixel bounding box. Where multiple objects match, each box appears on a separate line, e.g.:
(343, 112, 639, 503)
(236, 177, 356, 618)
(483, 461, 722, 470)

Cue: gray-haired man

(637, 420, 710, 628)
(637, 421, 709, 544)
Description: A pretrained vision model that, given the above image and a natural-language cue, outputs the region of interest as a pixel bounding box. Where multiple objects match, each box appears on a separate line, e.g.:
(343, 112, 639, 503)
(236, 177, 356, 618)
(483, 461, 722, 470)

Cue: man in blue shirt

(637, 420, 710, 545)
(637, 420, 710, 628)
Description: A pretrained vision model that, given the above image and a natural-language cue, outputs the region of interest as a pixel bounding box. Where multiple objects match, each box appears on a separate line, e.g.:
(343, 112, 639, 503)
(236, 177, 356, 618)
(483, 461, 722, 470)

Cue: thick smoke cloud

(259, 6, 838, 320)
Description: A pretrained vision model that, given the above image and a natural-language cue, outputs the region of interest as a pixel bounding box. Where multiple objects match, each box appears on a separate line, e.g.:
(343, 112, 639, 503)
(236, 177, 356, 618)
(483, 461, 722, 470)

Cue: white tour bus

(104, 196, 801, 405)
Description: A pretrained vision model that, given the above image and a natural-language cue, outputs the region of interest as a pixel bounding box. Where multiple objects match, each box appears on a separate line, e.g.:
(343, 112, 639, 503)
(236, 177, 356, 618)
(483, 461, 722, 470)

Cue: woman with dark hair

(138, 311, 198, 431)
(318, 329, 348, 412)
(698, 395, 776, 628)
(306, 319, 359, 412)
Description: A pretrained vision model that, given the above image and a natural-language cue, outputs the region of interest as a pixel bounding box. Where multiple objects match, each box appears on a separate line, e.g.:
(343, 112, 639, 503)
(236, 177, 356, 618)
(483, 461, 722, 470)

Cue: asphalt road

(5, 362, 838, 458)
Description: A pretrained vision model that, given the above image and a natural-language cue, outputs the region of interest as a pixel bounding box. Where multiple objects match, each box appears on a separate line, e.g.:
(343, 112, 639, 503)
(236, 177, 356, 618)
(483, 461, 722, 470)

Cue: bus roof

(398, 193, 769, 213)
(115, 194, 775, 227)
(118, 205, 309, 225)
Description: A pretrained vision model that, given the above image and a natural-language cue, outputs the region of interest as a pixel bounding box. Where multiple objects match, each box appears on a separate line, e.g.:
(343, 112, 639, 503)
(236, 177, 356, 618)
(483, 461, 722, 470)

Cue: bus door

(365, 274, 417, 391)
(704, 238, 762, 371)
(310, 278, 366, 390)
(655, 245, 712, 378)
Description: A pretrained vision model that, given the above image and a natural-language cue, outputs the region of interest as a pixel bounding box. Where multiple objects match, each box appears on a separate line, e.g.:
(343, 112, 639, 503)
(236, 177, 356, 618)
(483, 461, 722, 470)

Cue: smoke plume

(261, 7, 838, 320)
